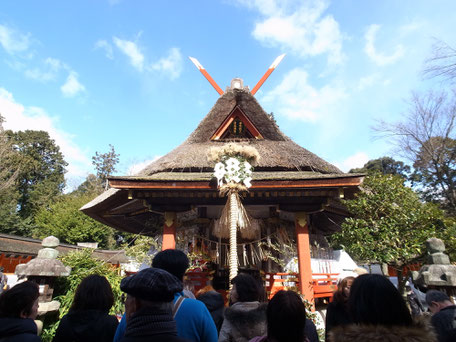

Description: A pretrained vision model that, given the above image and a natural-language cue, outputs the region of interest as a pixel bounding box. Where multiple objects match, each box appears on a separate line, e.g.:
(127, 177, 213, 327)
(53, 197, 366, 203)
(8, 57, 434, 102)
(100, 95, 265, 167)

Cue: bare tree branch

(423, 39, 456, 82)
(374, 90, 456, 213)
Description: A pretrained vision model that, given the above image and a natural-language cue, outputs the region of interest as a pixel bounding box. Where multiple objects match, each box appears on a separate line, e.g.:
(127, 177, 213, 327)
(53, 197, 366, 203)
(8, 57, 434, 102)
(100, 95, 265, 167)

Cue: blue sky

(1, 0, 455, 190)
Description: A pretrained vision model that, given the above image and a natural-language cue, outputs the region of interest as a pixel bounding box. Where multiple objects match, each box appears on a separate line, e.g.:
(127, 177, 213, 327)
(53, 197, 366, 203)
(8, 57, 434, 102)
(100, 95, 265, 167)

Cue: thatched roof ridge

(140, 88, 341, 175)
(187, 88, 287, 143)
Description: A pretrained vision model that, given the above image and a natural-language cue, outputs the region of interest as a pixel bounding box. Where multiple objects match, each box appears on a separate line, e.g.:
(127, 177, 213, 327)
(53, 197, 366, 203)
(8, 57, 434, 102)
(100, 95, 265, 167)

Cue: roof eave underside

(80, 174, 364, 234)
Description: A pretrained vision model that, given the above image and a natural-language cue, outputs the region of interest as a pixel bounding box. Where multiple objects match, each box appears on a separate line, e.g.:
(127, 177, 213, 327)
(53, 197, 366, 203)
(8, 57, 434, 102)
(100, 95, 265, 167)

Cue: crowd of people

(0, 249, 455, 341)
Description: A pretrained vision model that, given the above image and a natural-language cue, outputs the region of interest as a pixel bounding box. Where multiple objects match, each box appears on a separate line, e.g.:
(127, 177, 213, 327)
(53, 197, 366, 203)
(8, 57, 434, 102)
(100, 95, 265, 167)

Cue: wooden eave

(108, 175, 363, 190)
(0, 233, 128, 263)
(82, 173, 364, 234)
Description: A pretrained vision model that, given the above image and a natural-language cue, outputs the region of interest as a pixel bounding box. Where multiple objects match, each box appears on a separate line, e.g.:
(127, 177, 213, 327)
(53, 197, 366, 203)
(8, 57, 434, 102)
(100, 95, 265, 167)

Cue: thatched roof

(139, 88, 341, 175)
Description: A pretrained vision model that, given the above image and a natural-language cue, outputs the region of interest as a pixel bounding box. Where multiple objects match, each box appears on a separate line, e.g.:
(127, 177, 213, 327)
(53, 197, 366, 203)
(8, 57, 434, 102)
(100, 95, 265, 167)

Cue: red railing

(264, 272, 339, 300)
(0, 253, 33, 273)
(185, 270, 214, 294)
(312, 273, 338, 299)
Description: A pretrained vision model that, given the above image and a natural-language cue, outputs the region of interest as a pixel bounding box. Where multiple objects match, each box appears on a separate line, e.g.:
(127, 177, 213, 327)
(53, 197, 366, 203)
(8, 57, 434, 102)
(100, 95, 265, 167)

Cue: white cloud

(238, 0, 344, 65)
(5, 59, 26, 72)
(357, 73, 382, 91)
(0, 24, 84, 98)
(399, 21, 424, 36)
(261, 68, 347, 121)
(24, 58, 85, 97)
(149, 47, 183, 80)
(0, 24, 31, 54)
(61, 71, 85, 97)
(364, 24, 405, 66)
(127, 156, 161, 175)
(113, 36, 144, 71)
(104, 35, 183, 80)
(0, 87, 91, 182)
(234, 0, 281, 16)
(334, 152, 369, 172)
(94, 40, 113, 59)
(25, 57, 64, 82)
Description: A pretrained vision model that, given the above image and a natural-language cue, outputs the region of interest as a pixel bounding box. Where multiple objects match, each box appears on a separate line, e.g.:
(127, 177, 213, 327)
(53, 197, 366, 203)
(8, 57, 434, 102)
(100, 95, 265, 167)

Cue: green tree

(0, 115, 34, 235)
(331, 174, 445, 297)
(375, 91, 456, 214)
(92, 144, 119, 190)
(0, 115, 18, 193)
(350, 156, 411, 178)
(34, 193, 115, 248)
(0, 194, 34, 236)
(123, 235, 160, 266)
(6, 130, 67, 218)
(411, 136, 456, 210)
(437, 216, 456, 262)
(74, 173, 104, 196)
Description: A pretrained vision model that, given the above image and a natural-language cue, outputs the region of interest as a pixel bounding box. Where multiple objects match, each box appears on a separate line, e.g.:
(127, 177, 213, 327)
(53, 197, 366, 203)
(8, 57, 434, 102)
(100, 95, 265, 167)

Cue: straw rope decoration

(208, 143, 260, 281)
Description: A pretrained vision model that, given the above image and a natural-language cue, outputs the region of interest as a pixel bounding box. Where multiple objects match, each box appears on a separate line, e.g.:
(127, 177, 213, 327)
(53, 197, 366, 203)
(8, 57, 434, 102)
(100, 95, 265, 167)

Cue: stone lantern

(412, 238, 456, 297)
(15, 236, 71, 316)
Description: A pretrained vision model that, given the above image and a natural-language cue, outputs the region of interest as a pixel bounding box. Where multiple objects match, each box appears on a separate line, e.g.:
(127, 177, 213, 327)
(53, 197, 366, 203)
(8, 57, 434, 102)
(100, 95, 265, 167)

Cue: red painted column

(162, 212, 176, 250)
(295, 212, 314, 310)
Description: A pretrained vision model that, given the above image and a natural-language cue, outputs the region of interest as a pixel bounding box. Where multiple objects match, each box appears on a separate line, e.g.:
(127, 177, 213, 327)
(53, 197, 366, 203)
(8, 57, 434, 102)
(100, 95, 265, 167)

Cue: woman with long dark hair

(0, 281, 41, 341)
(328, 274, 436, 342)
(325, 276, 354, 339)
(53, 274, 118, 342)
(251, 290, 307, 342)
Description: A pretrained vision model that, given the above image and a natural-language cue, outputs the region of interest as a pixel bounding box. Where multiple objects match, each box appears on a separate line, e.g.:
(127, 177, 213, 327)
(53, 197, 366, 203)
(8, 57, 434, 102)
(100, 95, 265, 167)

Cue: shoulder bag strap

(172, 295, 186, 319)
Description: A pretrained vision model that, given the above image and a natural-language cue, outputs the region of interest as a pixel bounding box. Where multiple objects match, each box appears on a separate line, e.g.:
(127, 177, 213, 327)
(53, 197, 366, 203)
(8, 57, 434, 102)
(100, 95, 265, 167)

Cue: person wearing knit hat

(119, 268, 191, 342)
(114, 250, 218, 342)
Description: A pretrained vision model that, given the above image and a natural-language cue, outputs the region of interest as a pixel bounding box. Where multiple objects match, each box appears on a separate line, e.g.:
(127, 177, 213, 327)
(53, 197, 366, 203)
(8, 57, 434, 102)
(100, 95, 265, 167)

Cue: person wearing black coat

(325, 276, 354, 341)
(196, 289, 225, 334)
(119, 267, 191, 342)
(305, 318, 319, 342)
(53, 309, 118, 342)
(250, 290, 316, 342)
(53, 275, 118, 342)
(0, 281, 41, 342)
(0, 316, 41, 342)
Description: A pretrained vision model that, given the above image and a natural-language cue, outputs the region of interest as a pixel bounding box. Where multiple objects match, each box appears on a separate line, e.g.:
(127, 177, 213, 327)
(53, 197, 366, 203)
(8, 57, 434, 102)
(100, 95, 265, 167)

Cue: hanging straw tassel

(225, 245, 229, 267)
(215, 185, 250, 239)
(243, 244, 248, 266)
(229, 191, 238, 282)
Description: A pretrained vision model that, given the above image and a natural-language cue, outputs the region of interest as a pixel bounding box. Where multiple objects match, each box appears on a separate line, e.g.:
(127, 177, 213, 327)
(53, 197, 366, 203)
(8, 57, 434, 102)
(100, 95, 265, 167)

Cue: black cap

(120, 267, 183, 302)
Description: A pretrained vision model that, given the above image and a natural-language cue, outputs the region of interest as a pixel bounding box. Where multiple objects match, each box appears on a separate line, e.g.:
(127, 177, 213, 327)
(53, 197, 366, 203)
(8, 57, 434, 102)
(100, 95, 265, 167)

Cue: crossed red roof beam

(189, 54, 286, 96)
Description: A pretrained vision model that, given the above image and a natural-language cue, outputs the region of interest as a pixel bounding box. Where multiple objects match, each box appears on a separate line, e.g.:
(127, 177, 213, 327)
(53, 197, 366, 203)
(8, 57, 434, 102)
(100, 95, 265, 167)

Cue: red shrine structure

(81, 58, 363, 306)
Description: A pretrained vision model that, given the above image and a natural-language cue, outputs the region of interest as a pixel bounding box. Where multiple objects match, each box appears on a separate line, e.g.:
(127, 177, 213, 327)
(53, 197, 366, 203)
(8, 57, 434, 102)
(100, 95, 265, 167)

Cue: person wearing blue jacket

(113, 249, 217, 342)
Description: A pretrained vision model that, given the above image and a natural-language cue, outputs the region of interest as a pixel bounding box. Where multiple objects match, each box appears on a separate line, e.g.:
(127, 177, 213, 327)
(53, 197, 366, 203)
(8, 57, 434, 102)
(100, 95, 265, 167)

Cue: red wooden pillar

(162, 212, 177, 250)
(295, 212, 314, 310)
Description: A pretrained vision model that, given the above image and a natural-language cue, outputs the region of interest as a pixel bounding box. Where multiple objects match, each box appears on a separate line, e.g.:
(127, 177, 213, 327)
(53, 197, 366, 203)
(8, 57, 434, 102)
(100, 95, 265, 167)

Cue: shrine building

(81, 78, 364, 305)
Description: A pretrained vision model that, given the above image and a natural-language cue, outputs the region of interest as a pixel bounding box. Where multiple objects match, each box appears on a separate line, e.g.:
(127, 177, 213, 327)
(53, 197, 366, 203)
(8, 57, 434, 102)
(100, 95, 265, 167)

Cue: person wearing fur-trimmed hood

(328, 274, 436, 342)
(219, 273, 267, 342)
